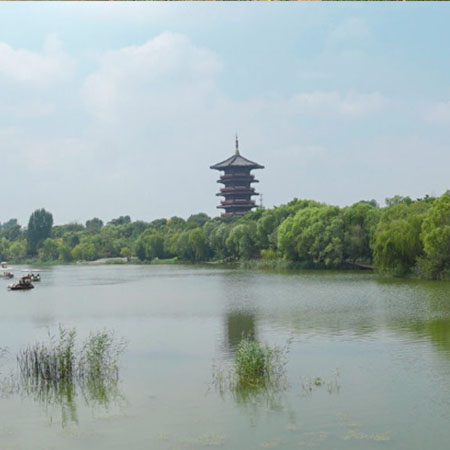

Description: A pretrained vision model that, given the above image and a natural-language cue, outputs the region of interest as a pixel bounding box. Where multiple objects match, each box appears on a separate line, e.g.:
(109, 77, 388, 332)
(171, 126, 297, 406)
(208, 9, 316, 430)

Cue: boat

(22, 270, 41, 282)
(1, 262, 7, 269)
(8, 276, 34, 290)
(1, 271, 14, 279)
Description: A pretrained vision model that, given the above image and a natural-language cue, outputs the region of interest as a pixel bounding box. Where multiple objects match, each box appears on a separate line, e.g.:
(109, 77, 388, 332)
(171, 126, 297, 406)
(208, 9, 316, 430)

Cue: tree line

(1, 192, 450, 279)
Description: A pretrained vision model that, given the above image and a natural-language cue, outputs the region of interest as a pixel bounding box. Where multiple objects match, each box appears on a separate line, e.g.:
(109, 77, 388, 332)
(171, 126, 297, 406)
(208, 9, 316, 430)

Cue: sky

(1, 3, 450, 225)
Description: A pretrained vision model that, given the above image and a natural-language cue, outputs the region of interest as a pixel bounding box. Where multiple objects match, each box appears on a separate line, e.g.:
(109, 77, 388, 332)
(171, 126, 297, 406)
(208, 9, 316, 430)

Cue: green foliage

(136, 230, 165, 261)
(186, 213, 210, 229)
(8, 240, 26, 261)
(58, 243, 73, 262)
(260, 248, 277, 260)
(17, 327, 126, 386)
(372, 199, 432, 276)
(278, 205, 345, 267)
(0, 237, 10, 261)
(419, 192, 450, 279)
(72, 241, 97, 261)
(27, 209, 53, 256)
(85, 217, 103, 233)
(3, 192, 450, 279)
(213, 338, 288, 399)
(188, 228, 210, 261)
(0, 218, 18, 231)
(234, 339, 275, 389)
(108, 215, 131, 226)
(226, 222, 258, 259)
(38, 238, 60, 262)
(342, 202, 380, 263)
(385, 195, 413, 207)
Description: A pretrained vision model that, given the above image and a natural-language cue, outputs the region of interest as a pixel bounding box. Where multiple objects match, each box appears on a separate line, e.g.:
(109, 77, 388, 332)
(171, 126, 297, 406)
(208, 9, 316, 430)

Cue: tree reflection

(225, 310, 257, 352)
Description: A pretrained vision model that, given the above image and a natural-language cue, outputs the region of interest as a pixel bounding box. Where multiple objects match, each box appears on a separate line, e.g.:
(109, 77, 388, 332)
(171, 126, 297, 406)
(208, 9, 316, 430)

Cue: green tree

(108, 215, 131, 226)
(135, 230, 165, 261)
(27, 209, 53, 256)
(9, 240, 26, 261)
(206, 222, 231, 260)
(71, 242, 97, 261)
(342, 202, 380, 263)
(120, 247, 132, 261)
(226, 223, 258, 259)
(186, 213, 210, 229)
(85, 217, 103, 233)
(420, 192, 450, 278)
(372, 200, 432, 276)
(38, 238, 60, 262)
(176, 231, 193, 260)
(0, 237, 10, 261)
(58, 243, 73, 262)
(188, 228, 210, 261)
(278, 205, 344, 267)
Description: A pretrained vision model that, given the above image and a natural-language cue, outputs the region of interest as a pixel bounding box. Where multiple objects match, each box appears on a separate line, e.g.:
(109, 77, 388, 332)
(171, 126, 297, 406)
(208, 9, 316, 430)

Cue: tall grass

(234, 339, 286, 390)
(18, 327, 77, 384)
(17, 326, 126, 405)
(213, 337, 289, 401)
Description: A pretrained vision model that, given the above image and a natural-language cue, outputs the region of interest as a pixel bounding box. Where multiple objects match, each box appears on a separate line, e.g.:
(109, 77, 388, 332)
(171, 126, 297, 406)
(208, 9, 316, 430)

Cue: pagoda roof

(210, 153, 264, 171)
(210, 135, 264, 171)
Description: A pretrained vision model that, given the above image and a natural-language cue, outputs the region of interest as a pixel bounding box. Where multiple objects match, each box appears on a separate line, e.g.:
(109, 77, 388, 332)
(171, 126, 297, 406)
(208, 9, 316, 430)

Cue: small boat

(1, 271, 14, 279)
(22, 270, 41, 282)
(8, 276, 34, 291)
(1, 261, 7, 269)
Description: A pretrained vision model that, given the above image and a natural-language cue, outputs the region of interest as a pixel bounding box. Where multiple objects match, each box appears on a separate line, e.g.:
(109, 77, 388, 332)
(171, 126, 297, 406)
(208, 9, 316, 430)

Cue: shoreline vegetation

(2, 191, 450, 280)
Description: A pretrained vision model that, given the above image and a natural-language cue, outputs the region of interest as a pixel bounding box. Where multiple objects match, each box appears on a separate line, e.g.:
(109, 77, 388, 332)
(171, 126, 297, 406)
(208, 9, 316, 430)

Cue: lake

(1, 264, 450, 449)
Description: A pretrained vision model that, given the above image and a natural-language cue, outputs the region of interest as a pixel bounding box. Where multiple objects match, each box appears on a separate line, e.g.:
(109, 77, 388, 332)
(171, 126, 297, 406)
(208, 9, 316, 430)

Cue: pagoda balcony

(218, 186, 257, 194)
(219, 199, 256, 207)
(218, 173, 256, 183)
(216, 192, 259, 200)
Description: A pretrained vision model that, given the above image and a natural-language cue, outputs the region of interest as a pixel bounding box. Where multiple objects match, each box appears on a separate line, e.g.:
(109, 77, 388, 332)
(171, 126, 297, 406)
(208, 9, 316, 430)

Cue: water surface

(1, 265, 450, 449)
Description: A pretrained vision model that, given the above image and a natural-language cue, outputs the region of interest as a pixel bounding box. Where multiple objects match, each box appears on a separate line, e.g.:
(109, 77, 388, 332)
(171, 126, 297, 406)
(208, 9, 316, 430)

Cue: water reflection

(225, 310, 257, 352)
(18, 376, 125, 428)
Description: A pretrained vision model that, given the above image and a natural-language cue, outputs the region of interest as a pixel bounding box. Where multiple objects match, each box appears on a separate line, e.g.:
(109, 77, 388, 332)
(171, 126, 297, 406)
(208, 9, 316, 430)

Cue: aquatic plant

(234, 339, 286, 390)
(17, 326, 125, 386)
(16, 327, 126, 410)
(300, 369, 340, 396)
(17, 326, 77, 384)
(213, 337, 289, 401)
(13, 326, 127, 426)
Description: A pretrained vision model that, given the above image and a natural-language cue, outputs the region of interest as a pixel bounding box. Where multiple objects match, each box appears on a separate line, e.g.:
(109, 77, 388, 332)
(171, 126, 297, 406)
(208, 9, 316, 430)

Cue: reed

(213, 337, 289, 400)
(234, 339, 287, 390)
(17, 327, 126, 388)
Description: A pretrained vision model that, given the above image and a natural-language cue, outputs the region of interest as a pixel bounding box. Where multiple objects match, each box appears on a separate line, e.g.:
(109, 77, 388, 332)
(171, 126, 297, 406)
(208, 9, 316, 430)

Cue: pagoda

(210, 136, 264, 217)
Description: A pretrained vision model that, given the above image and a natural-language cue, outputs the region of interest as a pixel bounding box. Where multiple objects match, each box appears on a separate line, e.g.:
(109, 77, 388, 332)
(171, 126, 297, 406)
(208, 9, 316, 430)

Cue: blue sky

(1, 3, 450, 225)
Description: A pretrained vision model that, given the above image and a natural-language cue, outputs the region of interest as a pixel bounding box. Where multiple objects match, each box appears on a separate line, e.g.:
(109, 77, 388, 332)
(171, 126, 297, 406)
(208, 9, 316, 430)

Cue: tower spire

(235, 133, 240, 156)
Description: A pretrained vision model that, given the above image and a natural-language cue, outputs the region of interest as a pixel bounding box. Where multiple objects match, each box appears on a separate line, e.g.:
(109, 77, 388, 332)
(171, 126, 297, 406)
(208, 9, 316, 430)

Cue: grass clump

(213, 337, 288, 402)
(1, 328, 126, 427)
(17, 327, 77, 384)
(16, 326, 126, 399)
(234, 339, 285, 390)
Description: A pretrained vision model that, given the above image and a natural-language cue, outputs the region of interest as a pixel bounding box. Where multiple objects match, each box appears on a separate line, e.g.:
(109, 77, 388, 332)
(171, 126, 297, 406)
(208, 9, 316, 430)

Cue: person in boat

(8, 276, 34, 290)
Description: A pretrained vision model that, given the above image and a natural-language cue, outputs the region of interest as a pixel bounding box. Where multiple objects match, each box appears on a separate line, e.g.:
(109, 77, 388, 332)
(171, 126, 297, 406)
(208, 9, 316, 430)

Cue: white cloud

(289, 91, 386, 117)
(81, 32, 222, 122)
(0, 34, 74, 84)
(328, 17, 371, 45)
(424, 101, 450, 125)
